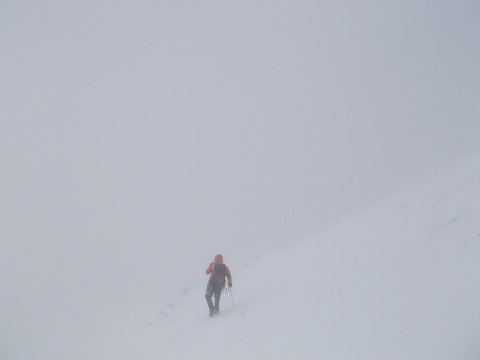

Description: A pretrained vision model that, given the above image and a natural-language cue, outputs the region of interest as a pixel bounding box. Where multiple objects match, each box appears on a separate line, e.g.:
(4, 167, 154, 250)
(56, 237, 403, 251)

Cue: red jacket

(206, 255, 232, 287)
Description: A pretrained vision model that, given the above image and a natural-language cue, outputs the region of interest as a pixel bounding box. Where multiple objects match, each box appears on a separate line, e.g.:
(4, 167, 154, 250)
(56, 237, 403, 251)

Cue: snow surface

(57, 154, 480, 360)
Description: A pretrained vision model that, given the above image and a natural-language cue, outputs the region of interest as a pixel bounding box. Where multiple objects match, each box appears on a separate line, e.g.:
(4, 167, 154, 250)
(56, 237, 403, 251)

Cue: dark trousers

(205, 282, 222, 311)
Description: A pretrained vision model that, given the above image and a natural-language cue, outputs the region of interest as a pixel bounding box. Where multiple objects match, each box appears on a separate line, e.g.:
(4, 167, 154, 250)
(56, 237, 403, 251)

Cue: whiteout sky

(1, 1, 480, 359)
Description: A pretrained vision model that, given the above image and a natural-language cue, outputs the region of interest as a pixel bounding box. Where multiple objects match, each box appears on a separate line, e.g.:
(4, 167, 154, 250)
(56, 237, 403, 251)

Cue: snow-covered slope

(57, 154, 480, 360)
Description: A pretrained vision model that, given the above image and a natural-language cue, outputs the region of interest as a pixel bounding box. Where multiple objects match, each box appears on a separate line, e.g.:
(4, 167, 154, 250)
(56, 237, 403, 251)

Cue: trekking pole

(229, 287, 235, 308)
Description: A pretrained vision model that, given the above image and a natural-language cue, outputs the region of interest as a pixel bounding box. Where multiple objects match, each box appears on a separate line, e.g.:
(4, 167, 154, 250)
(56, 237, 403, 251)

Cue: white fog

(1, 1, 479, 359)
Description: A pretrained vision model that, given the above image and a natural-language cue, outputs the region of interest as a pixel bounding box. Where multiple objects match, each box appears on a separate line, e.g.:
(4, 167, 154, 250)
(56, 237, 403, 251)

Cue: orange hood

(214, 254, 223, 264)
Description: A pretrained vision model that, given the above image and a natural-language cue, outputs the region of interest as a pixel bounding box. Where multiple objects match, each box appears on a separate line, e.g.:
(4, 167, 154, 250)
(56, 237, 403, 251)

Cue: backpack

(210, 263, 227, 287)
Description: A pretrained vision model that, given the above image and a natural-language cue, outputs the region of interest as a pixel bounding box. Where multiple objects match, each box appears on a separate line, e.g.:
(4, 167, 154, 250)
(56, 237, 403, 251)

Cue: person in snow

(205, 254, 232, 316)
